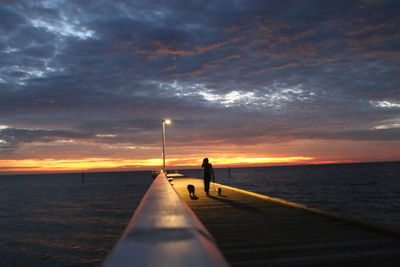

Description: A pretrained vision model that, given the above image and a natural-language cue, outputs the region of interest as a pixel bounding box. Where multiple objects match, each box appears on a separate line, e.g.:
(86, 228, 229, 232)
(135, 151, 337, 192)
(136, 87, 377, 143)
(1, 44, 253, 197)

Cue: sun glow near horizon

(0, 155, 319, 174)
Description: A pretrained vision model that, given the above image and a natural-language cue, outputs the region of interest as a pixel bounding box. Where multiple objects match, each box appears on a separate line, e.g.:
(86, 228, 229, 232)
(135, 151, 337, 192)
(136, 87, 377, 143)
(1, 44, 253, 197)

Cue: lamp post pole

(162, 120, 171, 174)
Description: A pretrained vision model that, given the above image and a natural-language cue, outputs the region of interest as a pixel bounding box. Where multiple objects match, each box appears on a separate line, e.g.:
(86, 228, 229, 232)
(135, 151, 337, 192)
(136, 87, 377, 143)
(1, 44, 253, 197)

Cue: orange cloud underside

(0, 155, 318, 173)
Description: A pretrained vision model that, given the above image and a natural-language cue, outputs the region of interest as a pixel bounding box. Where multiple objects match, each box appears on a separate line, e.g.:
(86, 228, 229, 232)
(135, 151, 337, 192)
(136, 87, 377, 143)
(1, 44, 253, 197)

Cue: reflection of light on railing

(102, 173, 229, 267)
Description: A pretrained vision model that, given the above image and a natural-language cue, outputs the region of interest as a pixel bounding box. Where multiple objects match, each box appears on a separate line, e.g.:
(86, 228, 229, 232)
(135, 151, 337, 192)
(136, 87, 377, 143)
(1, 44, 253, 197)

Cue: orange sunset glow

(0, 155, 319, 173)
(1, 136, 399, 174)
(0, 0, 399, 175)
(2, 2, 400, 267)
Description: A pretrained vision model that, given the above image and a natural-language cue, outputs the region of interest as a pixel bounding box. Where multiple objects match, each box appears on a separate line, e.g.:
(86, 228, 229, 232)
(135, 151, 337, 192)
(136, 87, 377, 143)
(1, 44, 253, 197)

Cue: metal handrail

(102, 173, 229, 267)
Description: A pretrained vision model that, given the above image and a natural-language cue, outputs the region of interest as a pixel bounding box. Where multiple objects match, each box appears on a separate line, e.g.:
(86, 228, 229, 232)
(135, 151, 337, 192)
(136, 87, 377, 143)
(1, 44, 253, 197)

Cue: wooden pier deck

(171, 175, 400, 266)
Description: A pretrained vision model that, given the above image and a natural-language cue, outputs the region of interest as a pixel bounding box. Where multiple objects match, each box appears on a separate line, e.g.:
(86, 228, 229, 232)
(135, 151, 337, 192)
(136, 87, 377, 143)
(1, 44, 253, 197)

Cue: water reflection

(0, 171, 152, 266)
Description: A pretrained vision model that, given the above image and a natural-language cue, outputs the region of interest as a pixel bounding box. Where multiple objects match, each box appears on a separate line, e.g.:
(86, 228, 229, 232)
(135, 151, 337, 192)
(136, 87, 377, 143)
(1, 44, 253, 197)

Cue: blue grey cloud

(0, 0, 399, 158)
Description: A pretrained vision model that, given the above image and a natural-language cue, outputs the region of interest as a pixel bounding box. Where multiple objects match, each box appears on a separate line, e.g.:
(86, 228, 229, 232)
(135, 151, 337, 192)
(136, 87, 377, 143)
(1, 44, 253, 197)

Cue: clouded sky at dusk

(1, 0, 399, 173)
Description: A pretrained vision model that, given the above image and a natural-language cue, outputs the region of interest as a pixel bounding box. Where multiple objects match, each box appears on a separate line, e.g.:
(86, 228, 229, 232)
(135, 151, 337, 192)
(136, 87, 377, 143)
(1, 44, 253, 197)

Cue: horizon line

(1, 160, 398, 176)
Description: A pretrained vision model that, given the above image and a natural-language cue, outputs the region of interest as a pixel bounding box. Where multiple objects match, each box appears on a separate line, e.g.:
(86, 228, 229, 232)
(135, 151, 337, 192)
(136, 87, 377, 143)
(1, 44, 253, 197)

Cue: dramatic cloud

(0, 0, 399, 172)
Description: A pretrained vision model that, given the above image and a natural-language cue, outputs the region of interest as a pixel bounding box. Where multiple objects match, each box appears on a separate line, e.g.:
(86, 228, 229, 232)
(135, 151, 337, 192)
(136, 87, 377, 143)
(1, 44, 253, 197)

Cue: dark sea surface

(181, 161, 400, 233)
(1, 162, 399, 266)
(0, 171, 152, 267)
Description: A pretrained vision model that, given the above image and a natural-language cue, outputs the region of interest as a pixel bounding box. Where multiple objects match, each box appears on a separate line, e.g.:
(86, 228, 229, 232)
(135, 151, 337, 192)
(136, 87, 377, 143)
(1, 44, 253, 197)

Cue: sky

(0, 0, 399, 174)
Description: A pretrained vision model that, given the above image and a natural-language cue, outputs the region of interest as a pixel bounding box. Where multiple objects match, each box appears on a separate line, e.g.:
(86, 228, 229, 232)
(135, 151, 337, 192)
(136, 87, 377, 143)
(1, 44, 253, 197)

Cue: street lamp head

(163, 119, 171, 125)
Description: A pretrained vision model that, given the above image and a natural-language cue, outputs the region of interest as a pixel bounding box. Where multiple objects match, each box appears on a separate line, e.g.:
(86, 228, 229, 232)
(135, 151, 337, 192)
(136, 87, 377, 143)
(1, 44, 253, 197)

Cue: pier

(104, 173, 400, 266)
(172, 175, 400, 266)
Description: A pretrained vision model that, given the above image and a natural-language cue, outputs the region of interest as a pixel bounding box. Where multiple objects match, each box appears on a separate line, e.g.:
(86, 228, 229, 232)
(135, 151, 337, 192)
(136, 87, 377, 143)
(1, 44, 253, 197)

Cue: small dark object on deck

(217, 187, 222, 196)
(187, 184, 198, 199)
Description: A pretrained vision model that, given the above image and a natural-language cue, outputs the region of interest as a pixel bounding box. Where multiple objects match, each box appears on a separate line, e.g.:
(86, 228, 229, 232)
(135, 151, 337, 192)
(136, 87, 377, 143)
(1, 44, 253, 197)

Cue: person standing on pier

(202, 158, 215, 196)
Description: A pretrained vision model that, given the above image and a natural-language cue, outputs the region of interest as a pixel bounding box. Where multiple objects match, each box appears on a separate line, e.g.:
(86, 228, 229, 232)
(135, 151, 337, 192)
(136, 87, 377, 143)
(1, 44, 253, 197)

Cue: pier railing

(102, 173, 229, 267)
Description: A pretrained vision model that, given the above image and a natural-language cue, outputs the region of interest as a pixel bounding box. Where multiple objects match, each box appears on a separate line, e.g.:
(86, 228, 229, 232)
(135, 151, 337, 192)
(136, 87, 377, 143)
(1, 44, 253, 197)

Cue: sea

(0, 161, 399, 266)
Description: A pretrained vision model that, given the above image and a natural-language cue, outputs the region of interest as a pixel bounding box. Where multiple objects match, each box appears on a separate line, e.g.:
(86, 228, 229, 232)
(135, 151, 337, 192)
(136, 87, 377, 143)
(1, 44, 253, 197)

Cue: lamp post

(162, 119, 171, 174)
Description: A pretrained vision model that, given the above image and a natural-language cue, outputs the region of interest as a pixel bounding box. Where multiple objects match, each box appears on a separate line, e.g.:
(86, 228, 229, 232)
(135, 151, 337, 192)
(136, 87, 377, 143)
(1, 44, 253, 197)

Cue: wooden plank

(171, 176, 400, 266)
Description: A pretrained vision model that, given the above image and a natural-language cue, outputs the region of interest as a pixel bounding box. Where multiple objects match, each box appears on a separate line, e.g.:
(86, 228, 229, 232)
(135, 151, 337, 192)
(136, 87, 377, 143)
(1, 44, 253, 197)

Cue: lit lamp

(162, 119, 171, 174)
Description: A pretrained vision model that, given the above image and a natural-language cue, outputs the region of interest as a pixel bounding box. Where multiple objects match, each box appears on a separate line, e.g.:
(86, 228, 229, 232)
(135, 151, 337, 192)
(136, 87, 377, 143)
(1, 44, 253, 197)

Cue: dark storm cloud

(0, 5, 25, 31)
(294, 128, 400, 141)
(0, 0, 399, 154)
(0, 127, 93, 149)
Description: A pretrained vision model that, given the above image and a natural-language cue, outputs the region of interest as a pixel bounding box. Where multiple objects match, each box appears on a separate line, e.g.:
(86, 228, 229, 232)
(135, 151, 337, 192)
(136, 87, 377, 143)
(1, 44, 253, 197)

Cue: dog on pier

(217, 187, 222, 196)
(187, 184, 198, 199)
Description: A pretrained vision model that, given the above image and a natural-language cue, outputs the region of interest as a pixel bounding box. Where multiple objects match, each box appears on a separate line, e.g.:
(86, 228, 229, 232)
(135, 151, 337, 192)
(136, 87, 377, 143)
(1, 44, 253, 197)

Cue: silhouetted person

(228, 167, 231, 178)
(81, 172, 85, 183)
(202, 158, 215, 196)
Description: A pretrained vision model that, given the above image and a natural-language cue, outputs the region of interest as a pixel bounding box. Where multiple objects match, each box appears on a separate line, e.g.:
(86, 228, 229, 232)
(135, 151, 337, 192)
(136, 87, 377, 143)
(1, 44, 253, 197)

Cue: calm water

(1, 162, 399, 266)
(0, 171, 152, 267)
(182, 161, 400, 232)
